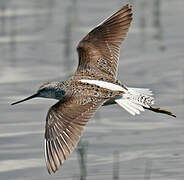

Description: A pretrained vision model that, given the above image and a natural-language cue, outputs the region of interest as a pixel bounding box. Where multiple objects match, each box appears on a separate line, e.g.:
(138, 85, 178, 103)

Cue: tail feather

(115, 87, 176, 118)
(116, 99, 136, 116)
(115, 99, 142, 115)
(128, 88, 153, 96)
(126, 100, 145, 112)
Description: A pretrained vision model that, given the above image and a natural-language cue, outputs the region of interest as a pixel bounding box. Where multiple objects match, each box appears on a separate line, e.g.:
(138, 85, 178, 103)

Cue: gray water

(0, 0, 184, 179)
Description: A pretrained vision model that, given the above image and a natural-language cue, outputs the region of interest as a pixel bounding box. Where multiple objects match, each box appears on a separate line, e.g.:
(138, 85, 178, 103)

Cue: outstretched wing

(75, 4, 132, 79)
(44, 96, 104, 174)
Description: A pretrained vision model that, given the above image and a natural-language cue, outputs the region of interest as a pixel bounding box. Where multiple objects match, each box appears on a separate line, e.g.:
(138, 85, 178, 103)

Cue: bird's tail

(115, 87, 176, 117)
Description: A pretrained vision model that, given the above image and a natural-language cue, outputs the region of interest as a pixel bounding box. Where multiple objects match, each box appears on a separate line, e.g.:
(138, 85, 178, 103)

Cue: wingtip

(47, 168, 52, 175)
(46, 164, 58, 175)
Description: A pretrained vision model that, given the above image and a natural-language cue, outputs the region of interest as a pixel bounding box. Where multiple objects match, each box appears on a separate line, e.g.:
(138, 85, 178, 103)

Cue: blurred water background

(0, 0, 184, 179)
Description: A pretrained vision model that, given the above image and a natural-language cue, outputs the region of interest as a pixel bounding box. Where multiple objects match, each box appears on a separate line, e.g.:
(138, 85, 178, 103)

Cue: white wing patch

(79, 79, 126, 92)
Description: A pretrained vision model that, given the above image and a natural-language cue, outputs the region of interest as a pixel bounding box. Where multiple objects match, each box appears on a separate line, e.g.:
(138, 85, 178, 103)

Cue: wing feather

(44, 96, 104, 174)
(75, 4, 132, 79)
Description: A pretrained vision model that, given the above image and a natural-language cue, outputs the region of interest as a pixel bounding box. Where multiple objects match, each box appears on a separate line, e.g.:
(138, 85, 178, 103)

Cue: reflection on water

(143, 159, 152, 180)
(63, 0, 78, 74)
(138, 0, 165, 52)
(113, 151, 120, 180)
(139, 0, 146, 51)
(0, 0, 184, 180)
(77, 140, 88, 180)
(152, 0, 166, 51)
(9, 5, 17, 67)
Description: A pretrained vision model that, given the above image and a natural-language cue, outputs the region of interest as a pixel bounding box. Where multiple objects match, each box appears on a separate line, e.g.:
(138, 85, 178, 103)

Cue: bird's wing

(75, 4, 132, 80)
(44, 96, 104, 174)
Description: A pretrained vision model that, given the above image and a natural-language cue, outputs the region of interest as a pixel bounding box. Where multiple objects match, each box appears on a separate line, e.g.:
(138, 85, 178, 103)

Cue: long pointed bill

(11, 93, 38, 105)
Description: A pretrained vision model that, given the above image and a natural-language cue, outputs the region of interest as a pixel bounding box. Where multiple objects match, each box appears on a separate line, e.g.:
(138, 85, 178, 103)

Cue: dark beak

(11, 93, 38, 105)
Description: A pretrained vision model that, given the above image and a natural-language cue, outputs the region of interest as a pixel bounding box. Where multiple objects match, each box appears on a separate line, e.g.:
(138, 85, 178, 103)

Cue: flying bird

(11, 4, 176, 174)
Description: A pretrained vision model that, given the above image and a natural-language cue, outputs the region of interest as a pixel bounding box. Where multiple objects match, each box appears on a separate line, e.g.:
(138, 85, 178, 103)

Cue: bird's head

(11, 82, 66, 105)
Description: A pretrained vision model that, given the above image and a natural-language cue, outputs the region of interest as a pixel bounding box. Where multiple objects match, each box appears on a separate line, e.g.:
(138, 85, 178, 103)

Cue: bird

(11, 4, 176, 174)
